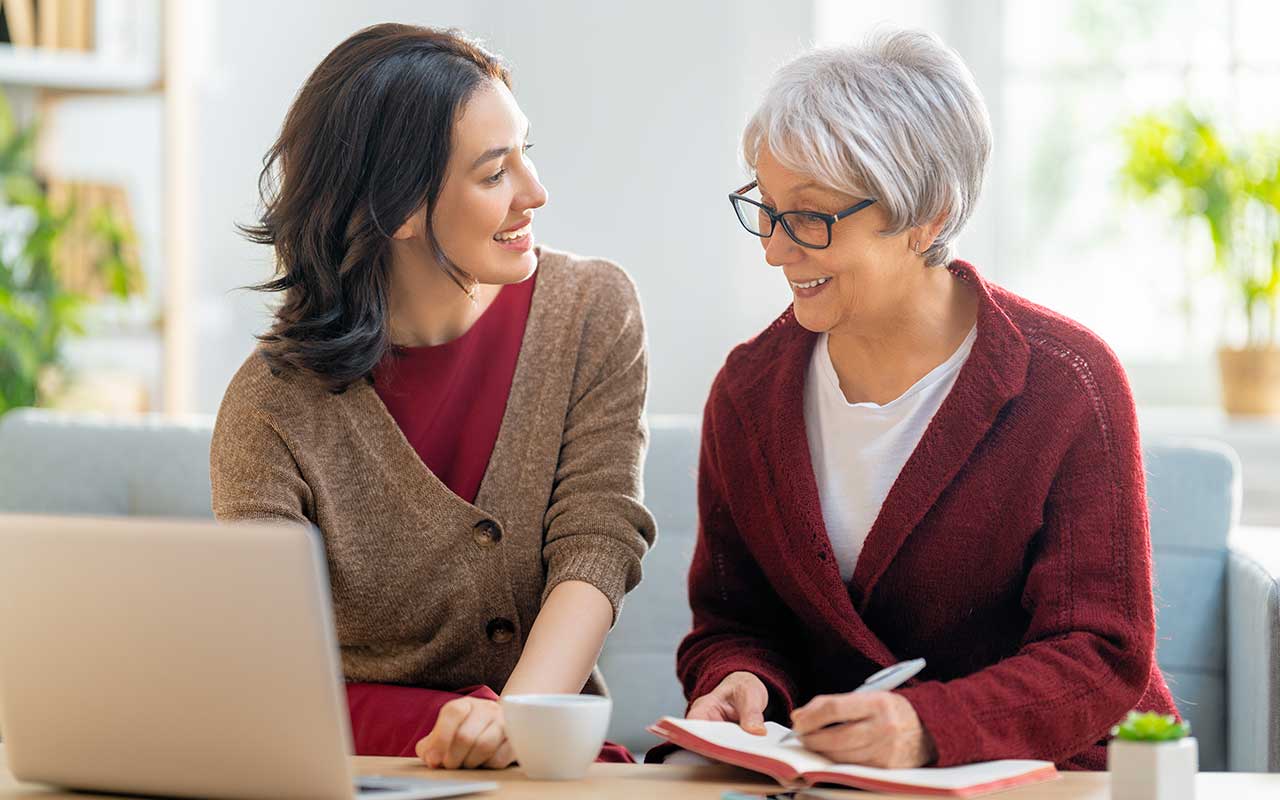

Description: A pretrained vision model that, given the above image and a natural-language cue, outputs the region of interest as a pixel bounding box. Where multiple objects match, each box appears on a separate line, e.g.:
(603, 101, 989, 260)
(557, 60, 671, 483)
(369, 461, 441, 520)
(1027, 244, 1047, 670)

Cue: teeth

(790, 276, 831, 290)
(494, 223, 531, 242)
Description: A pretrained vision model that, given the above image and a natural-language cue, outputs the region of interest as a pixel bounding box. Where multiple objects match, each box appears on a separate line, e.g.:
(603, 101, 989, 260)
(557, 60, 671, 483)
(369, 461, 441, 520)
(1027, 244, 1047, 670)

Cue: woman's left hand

(414, 697, 514, 769)
(789, 691, 937, 768)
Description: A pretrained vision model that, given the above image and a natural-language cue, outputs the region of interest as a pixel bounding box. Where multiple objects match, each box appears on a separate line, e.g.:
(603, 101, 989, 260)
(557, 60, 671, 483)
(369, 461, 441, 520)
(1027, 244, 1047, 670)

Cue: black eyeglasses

(728, 180, 876, 249)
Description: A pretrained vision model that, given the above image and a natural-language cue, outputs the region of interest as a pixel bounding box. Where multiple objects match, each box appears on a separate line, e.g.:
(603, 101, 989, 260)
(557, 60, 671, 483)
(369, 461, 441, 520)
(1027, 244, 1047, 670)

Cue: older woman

(676, 30, 1177, 770)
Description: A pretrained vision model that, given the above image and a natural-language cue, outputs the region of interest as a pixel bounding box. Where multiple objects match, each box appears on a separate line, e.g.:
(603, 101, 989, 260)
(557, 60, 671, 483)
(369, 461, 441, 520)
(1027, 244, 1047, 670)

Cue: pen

(779, 658, 926, 744)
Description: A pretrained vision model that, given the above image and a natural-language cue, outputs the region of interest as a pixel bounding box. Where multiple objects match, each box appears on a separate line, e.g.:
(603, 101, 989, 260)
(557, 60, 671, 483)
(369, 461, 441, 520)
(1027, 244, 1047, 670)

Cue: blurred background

(1, 0, 1279, 520)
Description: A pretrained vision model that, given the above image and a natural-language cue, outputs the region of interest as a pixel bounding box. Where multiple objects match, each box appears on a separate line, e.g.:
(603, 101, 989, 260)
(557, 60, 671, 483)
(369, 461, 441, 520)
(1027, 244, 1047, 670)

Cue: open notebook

(648, 718, 1059, 798)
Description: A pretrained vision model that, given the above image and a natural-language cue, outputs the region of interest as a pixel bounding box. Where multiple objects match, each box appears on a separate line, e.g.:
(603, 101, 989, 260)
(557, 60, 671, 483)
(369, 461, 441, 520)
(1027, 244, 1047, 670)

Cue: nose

(762, 225, 803, 268)
(518, 159, 548, 212)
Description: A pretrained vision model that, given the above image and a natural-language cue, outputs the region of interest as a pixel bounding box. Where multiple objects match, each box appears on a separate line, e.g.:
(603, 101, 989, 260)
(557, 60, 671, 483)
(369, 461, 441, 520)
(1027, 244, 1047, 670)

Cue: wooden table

(1, 753, 1278, 798)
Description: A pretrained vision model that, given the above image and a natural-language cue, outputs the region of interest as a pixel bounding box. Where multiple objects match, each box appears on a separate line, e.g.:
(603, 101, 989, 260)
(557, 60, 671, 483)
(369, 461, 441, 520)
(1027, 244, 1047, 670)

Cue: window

(997, 0, 1280, 363)
(817, 0, 1279, 402)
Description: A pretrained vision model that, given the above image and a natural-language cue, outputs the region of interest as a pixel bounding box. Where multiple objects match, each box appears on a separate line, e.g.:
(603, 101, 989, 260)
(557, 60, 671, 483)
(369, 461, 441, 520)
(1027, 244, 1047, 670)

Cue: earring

(911, 241, 922, 255)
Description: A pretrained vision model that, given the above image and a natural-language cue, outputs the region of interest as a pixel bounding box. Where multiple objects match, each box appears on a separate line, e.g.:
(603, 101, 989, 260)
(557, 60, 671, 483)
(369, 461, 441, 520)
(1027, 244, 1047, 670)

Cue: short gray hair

(742, 29, 992, 267)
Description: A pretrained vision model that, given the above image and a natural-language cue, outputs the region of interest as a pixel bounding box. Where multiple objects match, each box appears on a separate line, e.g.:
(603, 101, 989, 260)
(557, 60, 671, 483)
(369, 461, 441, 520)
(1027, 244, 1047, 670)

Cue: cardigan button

(473, 520, 502, 547)
(486, 618, 516, 645)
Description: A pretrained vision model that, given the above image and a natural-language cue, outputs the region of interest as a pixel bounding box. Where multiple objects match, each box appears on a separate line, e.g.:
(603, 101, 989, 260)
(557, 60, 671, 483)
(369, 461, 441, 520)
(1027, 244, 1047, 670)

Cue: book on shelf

(3, 0, 36, 47)
(38, 0, 93, 51)
(61, 0, 93, 51)
(46, 179, 144, 299)
(0, 0, 159, 69)
(3, 0, 93, 52)
(35, 0, 56, 48)
(648, 717, 1060, 798)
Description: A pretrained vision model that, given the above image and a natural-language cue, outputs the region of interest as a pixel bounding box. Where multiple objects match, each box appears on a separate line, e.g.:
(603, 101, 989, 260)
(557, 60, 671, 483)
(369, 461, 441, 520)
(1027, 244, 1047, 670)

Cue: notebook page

(813, 759, 1056, 790)
(659, 718, 833, 775)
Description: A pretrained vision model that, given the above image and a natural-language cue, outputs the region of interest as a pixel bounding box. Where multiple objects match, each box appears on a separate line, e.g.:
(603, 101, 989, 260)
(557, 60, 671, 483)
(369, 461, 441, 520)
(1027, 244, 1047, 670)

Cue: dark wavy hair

(240, 23, 510, 392)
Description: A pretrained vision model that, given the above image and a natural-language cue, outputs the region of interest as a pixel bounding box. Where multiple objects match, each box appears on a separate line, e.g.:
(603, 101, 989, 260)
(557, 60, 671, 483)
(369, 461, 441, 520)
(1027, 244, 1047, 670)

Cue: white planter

(1108, 737, 1198, 800)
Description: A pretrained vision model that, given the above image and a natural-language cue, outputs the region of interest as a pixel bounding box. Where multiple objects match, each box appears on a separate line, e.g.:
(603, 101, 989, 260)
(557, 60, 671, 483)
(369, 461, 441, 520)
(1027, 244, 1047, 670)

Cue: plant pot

(1108, 737, 1198, 800)
(1218, 346, 1280, 417)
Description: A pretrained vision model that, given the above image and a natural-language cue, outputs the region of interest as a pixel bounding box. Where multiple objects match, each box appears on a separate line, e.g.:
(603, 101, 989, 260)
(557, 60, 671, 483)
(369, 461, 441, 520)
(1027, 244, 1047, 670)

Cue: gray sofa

(0, 408, 1277, 770)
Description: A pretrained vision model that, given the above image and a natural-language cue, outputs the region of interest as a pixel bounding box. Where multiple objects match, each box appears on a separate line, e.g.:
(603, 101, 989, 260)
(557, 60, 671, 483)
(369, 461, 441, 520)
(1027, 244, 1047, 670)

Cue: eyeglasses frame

(728, 179, 876, 250)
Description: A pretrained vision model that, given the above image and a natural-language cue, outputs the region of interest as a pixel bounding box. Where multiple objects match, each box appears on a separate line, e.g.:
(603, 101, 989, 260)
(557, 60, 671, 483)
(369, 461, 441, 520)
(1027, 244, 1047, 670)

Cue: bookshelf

(0, 0, 160, 93)
(0, 43, 157, 90)
(0, 0, 166, 412)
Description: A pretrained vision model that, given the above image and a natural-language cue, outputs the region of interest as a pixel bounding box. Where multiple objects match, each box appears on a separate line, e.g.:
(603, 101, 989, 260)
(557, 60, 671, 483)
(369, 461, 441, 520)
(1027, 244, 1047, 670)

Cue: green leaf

(1111, 711, 1191, 742)
(1117, 104, 1280, 344)
(3, 174, 41, 205)
(0, 90, 14, 145)
(90, 206, 144, 298)
(0, 90, 144, 417)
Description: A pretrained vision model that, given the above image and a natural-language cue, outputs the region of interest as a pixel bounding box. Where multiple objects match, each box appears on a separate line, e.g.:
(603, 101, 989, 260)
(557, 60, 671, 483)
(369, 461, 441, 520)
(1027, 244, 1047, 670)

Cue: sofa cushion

(0, 409, 215, 518)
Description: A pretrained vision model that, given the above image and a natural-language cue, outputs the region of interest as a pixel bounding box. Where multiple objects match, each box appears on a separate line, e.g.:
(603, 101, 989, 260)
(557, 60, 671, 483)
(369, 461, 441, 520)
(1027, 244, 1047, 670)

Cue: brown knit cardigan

(210, 246, 656, 695)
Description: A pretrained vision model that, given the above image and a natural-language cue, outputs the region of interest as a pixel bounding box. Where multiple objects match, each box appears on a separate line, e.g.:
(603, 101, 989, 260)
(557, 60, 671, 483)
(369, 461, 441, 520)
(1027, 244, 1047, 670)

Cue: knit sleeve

(210, 373, 313, 525)
(540, 264, 656, 623)
(676, 374, 800, 719)
(897, 364, 1157, 766)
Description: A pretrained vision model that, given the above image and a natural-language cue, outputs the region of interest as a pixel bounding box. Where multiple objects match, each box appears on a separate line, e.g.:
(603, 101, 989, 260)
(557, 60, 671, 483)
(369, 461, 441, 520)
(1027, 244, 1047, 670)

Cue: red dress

(350, 272, 630, 762)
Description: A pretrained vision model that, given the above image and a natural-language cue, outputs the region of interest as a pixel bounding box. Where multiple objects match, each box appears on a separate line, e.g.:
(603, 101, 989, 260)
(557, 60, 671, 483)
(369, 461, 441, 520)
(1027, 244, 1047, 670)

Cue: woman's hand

(686, 671, 770, 735)
(414, 696, 515, 769)
(790, 691, 937, 768)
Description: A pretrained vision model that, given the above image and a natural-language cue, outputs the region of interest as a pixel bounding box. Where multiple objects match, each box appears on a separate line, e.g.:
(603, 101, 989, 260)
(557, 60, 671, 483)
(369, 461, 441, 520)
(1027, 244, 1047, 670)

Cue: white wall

(174, 0, 817, 416)
(42, 1, 986, 416)
(177, 1, 475, 413)
(471, 1, 816, 418)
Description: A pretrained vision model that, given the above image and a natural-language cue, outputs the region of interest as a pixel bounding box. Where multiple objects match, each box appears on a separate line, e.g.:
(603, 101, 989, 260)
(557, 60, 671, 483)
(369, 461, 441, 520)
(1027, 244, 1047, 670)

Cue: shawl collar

(721, 261, 1030, 664)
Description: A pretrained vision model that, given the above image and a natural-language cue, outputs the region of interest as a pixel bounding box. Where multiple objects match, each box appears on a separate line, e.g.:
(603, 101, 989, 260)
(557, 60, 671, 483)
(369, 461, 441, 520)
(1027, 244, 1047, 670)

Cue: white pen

(779, 658, 927, 744)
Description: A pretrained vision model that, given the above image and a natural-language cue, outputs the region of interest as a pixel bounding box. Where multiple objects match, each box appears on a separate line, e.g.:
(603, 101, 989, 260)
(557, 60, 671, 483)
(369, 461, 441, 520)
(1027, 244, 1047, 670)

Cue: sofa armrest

(1228, 525, 1280, 772)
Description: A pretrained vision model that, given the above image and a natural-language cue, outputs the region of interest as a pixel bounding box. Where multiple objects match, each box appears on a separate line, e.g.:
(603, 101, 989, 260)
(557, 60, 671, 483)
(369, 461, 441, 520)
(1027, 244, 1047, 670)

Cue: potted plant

(0, 91, 141, 415)
(1120, 105, 1280, 416)
(1108, 711, 1197, 800)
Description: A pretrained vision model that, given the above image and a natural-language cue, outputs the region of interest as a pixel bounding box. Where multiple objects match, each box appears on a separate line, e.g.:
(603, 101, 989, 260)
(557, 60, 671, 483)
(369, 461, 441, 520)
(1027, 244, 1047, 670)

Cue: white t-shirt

(803, 326, 977, 583)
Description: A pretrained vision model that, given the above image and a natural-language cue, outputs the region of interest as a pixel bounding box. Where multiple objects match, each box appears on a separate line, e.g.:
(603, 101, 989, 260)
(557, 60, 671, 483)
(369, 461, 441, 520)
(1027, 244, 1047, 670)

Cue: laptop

(0, 514, 497, 800)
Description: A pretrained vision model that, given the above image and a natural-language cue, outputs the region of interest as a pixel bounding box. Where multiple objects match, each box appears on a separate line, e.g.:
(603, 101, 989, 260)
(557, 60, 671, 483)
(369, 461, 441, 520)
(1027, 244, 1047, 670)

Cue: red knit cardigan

(676, 261, 1177, 770)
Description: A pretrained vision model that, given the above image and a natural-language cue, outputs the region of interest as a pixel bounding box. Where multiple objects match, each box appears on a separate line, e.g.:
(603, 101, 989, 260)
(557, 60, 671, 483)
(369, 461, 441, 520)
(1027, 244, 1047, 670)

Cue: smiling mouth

(790, 276, 832, 289)
(493, 222, 531, 242)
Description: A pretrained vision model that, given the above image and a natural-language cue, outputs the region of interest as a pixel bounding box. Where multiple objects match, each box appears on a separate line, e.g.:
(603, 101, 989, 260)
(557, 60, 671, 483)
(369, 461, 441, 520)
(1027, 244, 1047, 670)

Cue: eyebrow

(470, 122, 532, 170)
(472, 146, 512, 170)
(756, 177, 831, 196)
(758, 176, 853, 205)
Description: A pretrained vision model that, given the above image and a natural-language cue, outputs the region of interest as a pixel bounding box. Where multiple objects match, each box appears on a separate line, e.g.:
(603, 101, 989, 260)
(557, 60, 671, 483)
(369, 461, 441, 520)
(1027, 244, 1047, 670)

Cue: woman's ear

(912, 210, 949, 253)
(392, 205, 427, 240)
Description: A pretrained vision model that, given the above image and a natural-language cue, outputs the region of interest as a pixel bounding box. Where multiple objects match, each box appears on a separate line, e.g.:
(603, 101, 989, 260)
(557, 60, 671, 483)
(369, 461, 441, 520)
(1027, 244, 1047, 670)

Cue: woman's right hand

(686, 671, 769, 735)
(414, 696, 515, 769)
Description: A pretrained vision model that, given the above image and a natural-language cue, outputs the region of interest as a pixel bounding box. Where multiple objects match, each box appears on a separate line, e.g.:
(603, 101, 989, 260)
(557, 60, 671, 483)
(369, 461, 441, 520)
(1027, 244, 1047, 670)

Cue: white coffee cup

(500, 694, 612, 780)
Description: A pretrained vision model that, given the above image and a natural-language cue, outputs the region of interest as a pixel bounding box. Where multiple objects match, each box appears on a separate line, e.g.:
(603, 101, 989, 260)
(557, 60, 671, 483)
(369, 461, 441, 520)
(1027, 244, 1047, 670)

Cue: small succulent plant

(1111, 711, 1191, 742)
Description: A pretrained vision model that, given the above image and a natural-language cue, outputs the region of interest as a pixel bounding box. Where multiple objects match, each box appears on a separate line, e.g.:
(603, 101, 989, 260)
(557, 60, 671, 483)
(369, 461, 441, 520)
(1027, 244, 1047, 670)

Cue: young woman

(211, 24, 654, 769)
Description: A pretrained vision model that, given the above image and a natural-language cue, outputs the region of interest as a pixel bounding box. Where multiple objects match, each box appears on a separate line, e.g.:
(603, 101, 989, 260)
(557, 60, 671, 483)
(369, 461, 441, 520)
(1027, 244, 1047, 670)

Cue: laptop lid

(0, 514, 359, 800)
